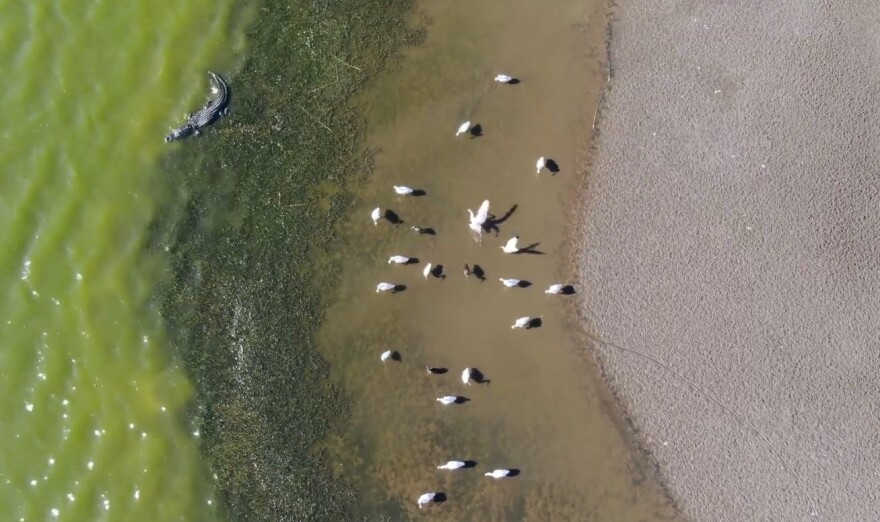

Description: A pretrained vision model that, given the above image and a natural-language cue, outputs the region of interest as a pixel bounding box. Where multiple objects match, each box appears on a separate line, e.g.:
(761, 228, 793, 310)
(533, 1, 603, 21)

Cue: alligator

(165, 71, 229, 143)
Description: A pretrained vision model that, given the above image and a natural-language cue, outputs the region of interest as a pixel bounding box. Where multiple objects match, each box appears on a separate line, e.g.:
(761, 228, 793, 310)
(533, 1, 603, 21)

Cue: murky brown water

(318, 0, 679, 519)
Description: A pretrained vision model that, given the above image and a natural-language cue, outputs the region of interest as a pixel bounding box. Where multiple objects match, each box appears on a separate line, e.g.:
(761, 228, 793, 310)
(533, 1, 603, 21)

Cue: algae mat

(152, 1, 421, 520)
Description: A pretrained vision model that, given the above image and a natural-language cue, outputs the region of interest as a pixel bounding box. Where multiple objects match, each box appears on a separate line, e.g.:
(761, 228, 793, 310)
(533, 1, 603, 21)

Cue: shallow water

(0, 1, 244, 519)
(318, 0, 679, 519)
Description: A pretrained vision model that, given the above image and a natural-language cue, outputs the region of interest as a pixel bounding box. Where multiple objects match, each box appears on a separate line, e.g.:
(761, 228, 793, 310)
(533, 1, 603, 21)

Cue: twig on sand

(331, 54, 362, 72)
(307, 80, 341, 95)
(592, 87, 606, 130)
(298, 105, 333, 133)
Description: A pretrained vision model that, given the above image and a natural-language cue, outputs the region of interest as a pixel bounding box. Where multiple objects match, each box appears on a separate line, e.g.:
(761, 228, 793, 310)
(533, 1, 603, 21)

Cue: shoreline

(574, 2, 880, 520)
(562, 123, 683, 519)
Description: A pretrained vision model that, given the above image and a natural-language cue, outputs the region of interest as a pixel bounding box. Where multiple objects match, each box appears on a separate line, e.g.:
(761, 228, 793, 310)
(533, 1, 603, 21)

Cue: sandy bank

(576, 2, 880, 520)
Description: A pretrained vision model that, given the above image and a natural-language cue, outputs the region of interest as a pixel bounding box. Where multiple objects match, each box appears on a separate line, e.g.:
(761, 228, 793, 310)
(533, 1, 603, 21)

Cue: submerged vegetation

(151, 1, 422, 519)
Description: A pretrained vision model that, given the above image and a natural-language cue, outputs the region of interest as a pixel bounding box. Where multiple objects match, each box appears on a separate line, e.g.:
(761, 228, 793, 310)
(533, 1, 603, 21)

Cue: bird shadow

(434, 492, 448, 504)
(453, 396, 470, 404)
(470, 368, 490, 385)
(561, 285, 577, 295)
(392, 284, 407, 293)
(507, 469, 521, 477)
(384, 209, 404, 225)
(472, 264, 487, 282)
(516, 242, 545, 255)
(462, 460, 478, 469)
(412, 226, 436, 236)
(545, 159, 561, 175)
(390, 351, 402, 362)
(507, 78, 521, 85)
(430, 264, 446, 280)
(469, 124, 483, 138)
(515, 280, 532, 289)
(525, 318, 543, 329)
(426, 367, 448, 375)
(403, 258, 420, 265)
(411, 189, 427, 197)
(484, 204, 518, 232)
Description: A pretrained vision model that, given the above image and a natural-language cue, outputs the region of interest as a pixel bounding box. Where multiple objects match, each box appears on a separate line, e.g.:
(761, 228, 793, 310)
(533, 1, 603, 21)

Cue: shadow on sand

(483, 204, 518, 235)
(384, 209, 404, 224)
(412, 226, 436, 235)
(515, 242, 545, 255)
(470, 367, 490, 384)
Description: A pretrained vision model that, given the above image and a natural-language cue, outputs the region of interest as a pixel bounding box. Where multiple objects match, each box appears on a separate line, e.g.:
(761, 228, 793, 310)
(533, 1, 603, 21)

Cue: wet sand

(316, 0, 677, 519)
(576, 2, 880, 521)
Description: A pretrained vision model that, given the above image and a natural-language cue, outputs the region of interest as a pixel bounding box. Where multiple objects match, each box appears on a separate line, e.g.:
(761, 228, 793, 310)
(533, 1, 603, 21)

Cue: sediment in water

(314, 0, 679, 519)
(150, 1, 420, 519)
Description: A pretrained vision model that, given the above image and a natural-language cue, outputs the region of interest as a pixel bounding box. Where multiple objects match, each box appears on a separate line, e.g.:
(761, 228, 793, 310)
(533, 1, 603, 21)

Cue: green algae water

(1, 0, 420, 517)
(0, 1, 243, 520)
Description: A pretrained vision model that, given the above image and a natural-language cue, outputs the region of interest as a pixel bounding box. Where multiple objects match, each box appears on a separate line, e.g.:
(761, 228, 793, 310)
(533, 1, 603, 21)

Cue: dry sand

(575, 1, 880, 520)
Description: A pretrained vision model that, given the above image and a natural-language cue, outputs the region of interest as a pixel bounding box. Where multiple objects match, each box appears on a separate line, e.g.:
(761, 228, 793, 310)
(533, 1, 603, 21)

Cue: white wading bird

(423, 263, 433, 279)
(393, 185, 414, 196)
(437, 460, 466, 470)
(418, 492, 439, 508)
(371, 207, 382, 225)
(511, 316, 533, 329)
(545, 284, 566, 294)
(376, 282, 397, 293)
(461, 367, 472, 385)
(380, 350, 395, 363)
(485, 469, 512, 479)
(499, 278, 521, 288)
(456, 121, 471, 137)
(494, 74, 514, 83)
(501, 235, 520, 254)
(467, 199, 490, 242)
(536, 156, 546, 175)
(437, 396, 460, 406)
(388, 255, 411, 265)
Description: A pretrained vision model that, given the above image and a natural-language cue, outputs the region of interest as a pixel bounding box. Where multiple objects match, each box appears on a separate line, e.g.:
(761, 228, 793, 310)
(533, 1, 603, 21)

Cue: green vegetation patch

(151, 1, 421, 519)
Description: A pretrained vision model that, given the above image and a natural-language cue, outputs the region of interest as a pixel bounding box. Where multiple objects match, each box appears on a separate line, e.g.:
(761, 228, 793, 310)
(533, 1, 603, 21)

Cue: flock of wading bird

(369, 73, 575, 511)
